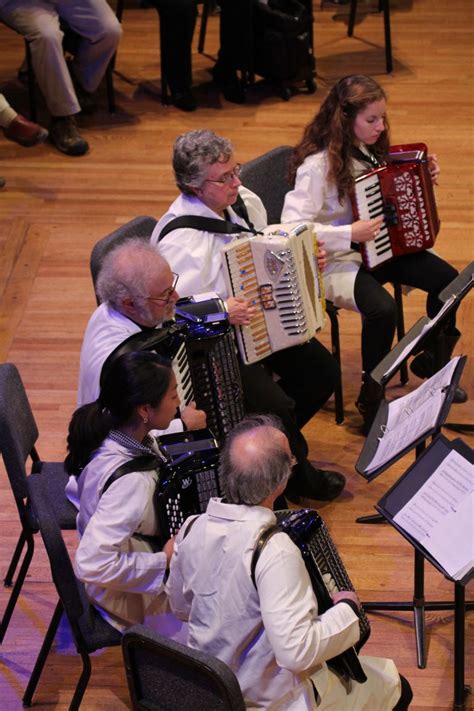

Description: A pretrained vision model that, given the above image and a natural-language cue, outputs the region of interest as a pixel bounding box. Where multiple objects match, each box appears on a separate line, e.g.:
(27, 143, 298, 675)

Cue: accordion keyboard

(353, 173, 393, 269)
(173, 341, 194, 406)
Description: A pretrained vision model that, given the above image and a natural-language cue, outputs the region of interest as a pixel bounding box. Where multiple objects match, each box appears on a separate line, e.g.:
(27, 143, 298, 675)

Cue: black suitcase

(243, 0, 316, 100)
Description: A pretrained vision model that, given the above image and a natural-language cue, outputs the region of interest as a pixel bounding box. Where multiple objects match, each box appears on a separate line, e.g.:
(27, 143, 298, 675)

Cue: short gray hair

(96, 238, 169, 310)
(220, 415, 292, 505)
(173, 129, 233, 195)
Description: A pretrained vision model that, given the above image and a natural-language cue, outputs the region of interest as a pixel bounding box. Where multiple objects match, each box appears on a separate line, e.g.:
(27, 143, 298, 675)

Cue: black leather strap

(157, 194, 259, 242)
(250, 524, 281, 588)
(101, 455, 161, 497)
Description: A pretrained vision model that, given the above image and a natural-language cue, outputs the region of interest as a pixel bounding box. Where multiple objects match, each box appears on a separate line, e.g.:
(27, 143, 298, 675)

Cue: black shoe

(355, 373, 384, 436)
(49, 116, 89, 156)
(285, 465, 346, 503)
(171, 90, 197, 112)
(411, 350, 468, 403)
(211, 64, 246, 104)
(452, 386, 468, 404)
(410, 350, 435, 379)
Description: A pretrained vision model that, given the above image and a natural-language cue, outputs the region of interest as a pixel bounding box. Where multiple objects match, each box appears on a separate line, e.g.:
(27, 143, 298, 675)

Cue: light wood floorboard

(0, 1, 473, 709)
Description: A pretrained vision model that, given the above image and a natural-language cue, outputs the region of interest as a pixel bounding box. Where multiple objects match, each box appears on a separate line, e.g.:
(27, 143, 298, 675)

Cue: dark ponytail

(65, 350, 172, 475)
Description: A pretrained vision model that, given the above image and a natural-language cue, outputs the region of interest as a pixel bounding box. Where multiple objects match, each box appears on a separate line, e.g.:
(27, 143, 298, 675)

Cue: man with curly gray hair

(151, 130, 346, 503)
(76, 238, 205, 432)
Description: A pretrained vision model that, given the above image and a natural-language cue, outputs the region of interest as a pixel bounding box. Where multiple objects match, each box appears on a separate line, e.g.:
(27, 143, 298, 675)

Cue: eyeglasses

(142, 273, 179, 304)
(204, 163, 242, 185)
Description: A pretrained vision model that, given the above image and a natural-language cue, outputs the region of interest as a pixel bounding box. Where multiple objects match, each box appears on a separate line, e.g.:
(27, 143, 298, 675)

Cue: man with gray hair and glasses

(76, 238, 205, 430)
(166, 415, 411, 710)
(151, 129, 345, 503)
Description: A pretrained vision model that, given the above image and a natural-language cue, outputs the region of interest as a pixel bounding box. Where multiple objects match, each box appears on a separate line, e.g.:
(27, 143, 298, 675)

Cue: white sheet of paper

(365, 358, 460, 474)
(393, 450, 474, 579)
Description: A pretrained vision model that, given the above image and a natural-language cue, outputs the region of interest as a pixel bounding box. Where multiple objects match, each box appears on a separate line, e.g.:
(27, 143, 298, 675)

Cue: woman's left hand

(428, 153, 440, 185)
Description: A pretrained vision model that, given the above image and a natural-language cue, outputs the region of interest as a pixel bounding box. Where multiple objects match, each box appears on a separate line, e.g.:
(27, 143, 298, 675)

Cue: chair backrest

(90, 215, 158, 302)
(0, 363, 38, 502)
(240, 145, 294, 224)
(27, 471, 122, 651)
(122, 624, 246, 711)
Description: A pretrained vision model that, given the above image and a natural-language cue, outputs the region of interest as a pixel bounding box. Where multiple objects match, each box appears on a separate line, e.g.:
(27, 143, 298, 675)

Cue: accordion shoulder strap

(250, 524, 281, 588)
(157, 195, 258, 242)
(100, 455, 161, 498)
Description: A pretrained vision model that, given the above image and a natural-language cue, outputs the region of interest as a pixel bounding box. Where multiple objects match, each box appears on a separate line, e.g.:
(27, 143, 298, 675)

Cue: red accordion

(351, 143, 440, 270)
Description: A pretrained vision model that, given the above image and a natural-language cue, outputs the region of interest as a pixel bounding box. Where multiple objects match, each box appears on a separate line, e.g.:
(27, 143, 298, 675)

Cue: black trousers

(353, 251, 458, 374)
(152, 0, 197, 94)
(217, 0, 253, 73)
(238, 338, 340, 471)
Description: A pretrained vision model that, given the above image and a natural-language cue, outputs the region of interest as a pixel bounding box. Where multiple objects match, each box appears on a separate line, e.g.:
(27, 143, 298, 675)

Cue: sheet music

(365, 357, 460, 473)
(393, 450, 474, 580)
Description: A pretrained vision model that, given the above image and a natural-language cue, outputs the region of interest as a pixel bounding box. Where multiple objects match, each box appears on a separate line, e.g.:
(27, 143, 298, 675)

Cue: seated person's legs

(353, 268, 398, 433)
(239, 358, 345, 502)
(0, 0, 89, 155)
(59, 0, 122, 97)
(212, 0, 251, 103)
(151, 0, 197, 111)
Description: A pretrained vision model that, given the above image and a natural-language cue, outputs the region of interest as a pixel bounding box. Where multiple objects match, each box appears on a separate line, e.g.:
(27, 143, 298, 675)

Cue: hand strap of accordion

(100, 455, 161, 498)
(157, 195, 259, 242)
(250, 524, 281, 588)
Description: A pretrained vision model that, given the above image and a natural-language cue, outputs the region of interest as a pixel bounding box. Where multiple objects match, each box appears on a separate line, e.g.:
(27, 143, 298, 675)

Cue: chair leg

(69, 641, 93, 711)
(327, 306, 345, 424)
(348, 0, 357, 36)
(23, 600, 63, 707)
(3, 529, 27, 587)
(198, 0, 210, 54)
(0, 531, 34, 644)
(394, 283, 408, 385)
(105, 60, 116, 113)
(25, 41, 38, 123)
(383, 0, 393, 72)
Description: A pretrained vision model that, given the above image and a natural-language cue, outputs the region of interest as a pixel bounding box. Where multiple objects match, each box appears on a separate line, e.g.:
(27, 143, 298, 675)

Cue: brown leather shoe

(0, 176, 5, 189)
(3, 114, 49, 147)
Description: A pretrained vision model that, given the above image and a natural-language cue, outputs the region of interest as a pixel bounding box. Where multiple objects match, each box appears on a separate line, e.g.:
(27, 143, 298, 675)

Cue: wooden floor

(1, 1, 473, 709)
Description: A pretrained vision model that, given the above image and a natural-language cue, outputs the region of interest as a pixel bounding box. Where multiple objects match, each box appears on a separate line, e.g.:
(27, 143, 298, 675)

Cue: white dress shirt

(76, 301, 183, 418)
(69, 435, 168, 631)
(166, 498, 401, 710)
(151, 186, 268, 299)
(282, 150, 371, 311)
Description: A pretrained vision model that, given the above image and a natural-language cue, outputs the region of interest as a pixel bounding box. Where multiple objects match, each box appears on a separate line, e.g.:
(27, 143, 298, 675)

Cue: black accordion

(154, 428, 221, 541)
(100, 297, 245, 442)
(254, 509, 371, 683)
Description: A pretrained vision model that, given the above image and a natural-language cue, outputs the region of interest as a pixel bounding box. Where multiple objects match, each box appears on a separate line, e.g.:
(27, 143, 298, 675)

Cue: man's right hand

(181, 401, 207, 430)
(351, 216, 384, 243)
(225, 296, 256, 326)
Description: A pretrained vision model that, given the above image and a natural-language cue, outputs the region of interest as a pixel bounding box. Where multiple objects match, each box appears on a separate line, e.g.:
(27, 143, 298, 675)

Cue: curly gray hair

(220, 415, 292, 505)
(96, 238, 169, 313)
(173, 129, 234, 195)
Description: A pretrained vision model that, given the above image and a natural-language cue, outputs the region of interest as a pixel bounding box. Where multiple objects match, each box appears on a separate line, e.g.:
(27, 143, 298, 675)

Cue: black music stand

(438, 262, 474, 433)
(376, 435, 473, 711)
(354, 364, 474, 682)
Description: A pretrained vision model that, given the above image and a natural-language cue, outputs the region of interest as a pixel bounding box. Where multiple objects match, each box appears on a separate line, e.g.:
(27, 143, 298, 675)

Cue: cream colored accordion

(222, 222, 326, 364)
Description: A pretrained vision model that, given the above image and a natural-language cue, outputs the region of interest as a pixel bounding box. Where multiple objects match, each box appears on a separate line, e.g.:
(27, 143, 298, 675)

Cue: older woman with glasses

(150, 129, 346, 504)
